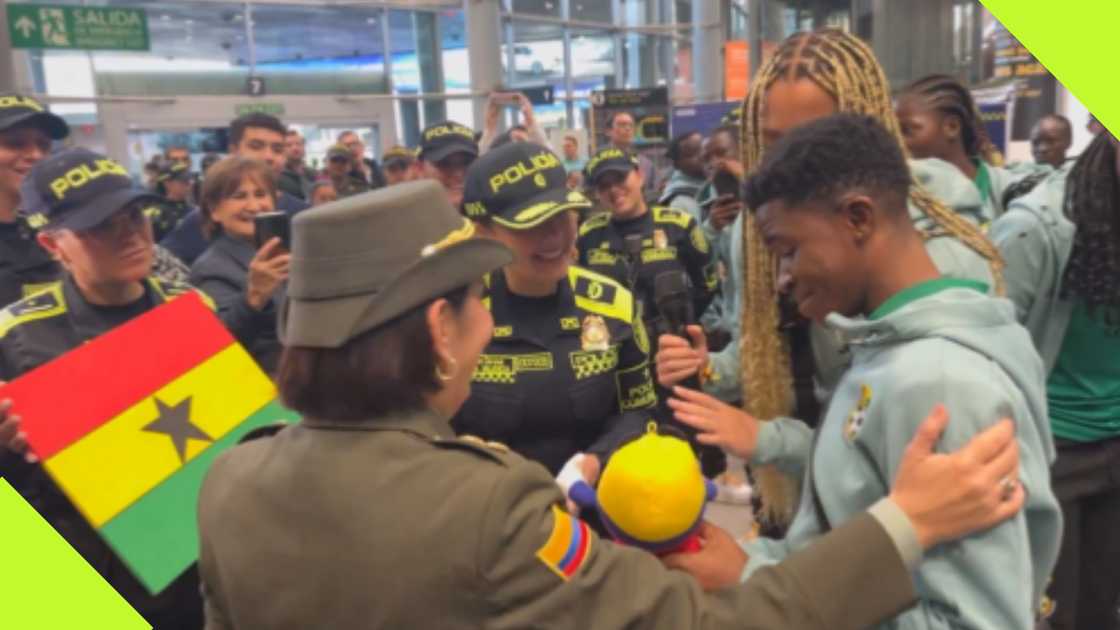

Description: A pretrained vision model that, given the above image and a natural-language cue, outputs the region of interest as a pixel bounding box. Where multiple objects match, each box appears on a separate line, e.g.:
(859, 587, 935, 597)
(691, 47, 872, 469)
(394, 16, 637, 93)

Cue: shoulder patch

(653, 206, 691, 229)
(578, 212, 610, 237)
(0, 283, 66, 339)
(536, 503, 592, 580)
(569, 266, 634, 323)
(432, 435, 514, 466)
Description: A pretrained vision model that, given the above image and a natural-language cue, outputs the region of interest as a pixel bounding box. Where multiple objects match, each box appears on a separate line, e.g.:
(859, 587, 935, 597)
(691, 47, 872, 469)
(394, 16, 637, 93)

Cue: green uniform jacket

(198, 409, 923, 630)
(743, 285, 1061, 630)
(988, 165, 1076, 374)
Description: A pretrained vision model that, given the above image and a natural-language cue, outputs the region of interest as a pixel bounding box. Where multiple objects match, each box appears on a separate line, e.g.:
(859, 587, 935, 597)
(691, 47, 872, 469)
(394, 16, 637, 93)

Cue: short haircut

(710, 124, 740, 146)
(1038, 114, 1073, 139)
(491, 125, 529, 150)
(666, 131, 702, 162)
(337, 130, 357, 142)
(229, 113, 286, 147)
(744, 113, 911, 214)
(286, 129, 302, 138)
(607, 111, 634, 129)
(277, 286, 470, 420)
(199, 156, 277, 239)
(165, 145, 189, 158)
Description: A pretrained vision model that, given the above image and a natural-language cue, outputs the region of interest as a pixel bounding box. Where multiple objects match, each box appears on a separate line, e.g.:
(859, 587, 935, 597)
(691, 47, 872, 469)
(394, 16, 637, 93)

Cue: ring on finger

(998, 476, 1017, 502)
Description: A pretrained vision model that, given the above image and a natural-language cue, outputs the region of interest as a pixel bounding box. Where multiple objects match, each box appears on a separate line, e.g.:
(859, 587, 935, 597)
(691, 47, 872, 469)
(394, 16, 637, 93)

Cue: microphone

(655, 270, 726, 477)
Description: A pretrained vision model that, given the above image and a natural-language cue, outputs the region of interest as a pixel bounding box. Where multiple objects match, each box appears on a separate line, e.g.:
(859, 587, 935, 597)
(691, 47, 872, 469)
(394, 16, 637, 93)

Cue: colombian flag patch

(536, 504, 591, 580)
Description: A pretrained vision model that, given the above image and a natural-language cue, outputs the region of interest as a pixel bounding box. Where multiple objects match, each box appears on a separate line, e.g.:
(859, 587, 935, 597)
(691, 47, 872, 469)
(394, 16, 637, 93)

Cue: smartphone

(491, 92, 521, 107)
(254, 212, 290, 250)
(712, 170, 741, 200)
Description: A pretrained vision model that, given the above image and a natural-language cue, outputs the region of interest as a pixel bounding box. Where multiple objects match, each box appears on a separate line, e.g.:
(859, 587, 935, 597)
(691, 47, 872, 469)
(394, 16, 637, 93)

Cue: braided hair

(1061, 133, 1120, 313)
(901, 74, 1005, 167)
(738, 28, 1005, 523)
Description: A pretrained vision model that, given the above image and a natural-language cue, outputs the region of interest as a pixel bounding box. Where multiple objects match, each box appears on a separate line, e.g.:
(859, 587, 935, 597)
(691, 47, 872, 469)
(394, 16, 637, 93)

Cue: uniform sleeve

(750, 416, 813, 480)
(679, 216, 718, 318)
(613, 304, 658, 415)
(477, 458, 918, 630)
(988, 209, 1047, 326)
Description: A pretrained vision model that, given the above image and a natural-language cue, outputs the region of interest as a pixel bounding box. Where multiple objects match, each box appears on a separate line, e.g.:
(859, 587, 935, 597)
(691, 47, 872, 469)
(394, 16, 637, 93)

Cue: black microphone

(654, 271, 701, 390)
(655, 270, 726, 477)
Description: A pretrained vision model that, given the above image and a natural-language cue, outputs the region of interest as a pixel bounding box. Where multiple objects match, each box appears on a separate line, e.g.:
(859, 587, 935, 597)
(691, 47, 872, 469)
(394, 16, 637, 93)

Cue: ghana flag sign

(3, 292, 296, 594)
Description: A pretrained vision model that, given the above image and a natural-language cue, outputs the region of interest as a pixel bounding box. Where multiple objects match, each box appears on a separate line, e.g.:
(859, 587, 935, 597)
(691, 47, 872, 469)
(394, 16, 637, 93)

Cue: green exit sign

(234, 103, 286, 117)
(7, 4, 150, 51)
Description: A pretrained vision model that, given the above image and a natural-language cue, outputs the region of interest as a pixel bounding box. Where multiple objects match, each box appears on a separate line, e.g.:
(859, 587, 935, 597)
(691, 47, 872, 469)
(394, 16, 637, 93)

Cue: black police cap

(585, 146, 640, 185)
(419, 121, 479, 163)
(0, 95, 68, 140)
(25, 148, 162, 232)
(462, 142, 590, 230)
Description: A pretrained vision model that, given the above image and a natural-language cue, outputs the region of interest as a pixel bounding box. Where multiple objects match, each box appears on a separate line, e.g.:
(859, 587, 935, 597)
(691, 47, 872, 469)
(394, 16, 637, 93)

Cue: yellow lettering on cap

(425, 123, 474, 141)
(0, 96, 44, 112)
(488, 151, 560, 193)
(49, 158, 130, 200)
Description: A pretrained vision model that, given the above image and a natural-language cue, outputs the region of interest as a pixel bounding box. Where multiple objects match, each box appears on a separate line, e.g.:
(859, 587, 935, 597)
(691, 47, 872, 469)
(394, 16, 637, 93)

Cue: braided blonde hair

(739, 28, 1005, 524)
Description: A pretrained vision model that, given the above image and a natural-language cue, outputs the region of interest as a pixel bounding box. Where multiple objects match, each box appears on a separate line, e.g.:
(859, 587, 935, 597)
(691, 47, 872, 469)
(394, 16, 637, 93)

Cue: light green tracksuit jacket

(988, 164, 1076, 374)
(741, 284, 1062, 630)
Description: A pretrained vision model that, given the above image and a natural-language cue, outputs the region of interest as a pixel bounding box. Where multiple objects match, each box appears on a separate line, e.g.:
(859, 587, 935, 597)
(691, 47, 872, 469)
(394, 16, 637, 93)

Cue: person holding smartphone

(190, 156, 289, 373)
(479, 92, 549, 154)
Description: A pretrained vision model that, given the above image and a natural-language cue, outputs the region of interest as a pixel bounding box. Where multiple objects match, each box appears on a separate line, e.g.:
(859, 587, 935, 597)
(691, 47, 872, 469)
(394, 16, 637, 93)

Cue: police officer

(418, 121, 479, 208)
(0, 94, 68, 307)
(578, 146, 717, 350)
(324, 144, 370, 199)
(456, 142, 655, 478)
(0, 147, 207, 628)
(381, 144, 417, 186)
(149, 161, 196, 241)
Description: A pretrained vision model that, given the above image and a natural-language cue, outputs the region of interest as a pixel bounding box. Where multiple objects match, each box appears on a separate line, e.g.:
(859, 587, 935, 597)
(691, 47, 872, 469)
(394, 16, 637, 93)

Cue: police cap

(382, 145, 416, 169)
(0, 94, 68, 140)
(585, 146, 640, 185)
(462, 142, 590, 230)
(25, 148, 162, 231)
(418, 121, 479, 163)
(327, 145, 351, 162)
(157, 161, 192, 183)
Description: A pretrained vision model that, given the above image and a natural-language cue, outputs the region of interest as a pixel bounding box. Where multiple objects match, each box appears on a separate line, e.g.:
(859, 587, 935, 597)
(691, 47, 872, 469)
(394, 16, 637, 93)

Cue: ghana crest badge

(581, 315, 610, 351)
(653, 228, 668, 250)
(844, 384, 873, 442)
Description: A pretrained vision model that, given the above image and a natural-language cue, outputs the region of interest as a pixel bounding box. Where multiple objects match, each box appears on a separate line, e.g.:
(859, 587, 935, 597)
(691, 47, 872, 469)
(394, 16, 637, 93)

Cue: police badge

(843, 384, 873, 442)
(653, 229, 668, 250)
(581, 315, 610, 351)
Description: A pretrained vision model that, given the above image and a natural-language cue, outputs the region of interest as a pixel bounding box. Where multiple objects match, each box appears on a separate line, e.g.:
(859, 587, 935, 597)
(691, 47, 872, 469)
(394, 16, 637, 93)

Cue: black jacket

(189, 233, 283, 373)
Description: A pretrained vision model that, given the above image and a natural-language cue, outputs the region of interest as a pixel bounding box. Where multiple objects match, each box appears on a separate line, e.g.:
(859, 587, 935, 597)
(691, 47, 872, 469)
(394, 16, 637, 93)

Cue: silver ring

(999, 476, 1017, 502)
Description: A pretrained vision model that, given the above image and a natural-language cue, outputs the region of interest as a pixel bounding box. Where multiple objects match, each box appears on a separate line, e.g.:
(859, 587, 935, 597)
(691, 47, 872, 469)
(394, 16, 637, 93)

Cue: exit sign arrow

(14, 15, 35, 38)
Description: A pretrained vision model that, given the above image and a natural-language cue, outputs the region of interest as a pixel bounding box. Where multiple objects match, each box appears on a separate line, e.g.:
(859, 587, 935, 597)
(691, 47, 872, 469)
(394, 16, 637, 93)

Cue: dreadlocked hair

(738, 28, 1005, 525)
(1060, 133, 1120, 312)
(902, 74, 1005, 167)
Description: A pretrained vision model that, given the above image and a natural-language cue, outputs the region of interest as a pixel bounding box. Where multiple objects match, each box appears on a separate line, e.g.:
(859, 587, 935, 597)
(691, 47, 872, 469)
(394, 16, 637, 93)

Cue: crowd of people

(0, 24, 1113, 630)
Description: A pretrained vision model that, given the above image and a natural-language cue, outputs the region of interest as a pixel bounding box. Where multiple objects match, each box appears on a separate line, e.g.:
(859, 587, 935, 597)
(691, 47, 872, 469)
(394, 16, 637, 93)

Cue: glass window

(249, 3, 387, 95)
(571, 1, 611, 24)
(441, 9, 473, 128)
(512, 0, 561, 18)
(505, 20, 566, 129)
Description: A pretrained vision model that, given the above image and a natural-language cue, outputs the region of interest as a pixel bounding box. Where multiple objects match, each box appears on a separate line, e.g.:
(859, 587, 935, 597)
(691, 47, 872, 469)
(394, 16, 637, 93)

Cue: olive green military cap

(280, 180, 512, 348)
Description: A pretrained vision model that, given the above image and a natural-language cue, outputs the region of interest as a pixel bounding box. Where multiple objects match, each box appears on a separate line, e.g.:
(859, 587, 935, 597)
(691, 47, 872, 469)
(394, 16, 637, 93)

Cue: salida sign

(7, 3, 150, 52)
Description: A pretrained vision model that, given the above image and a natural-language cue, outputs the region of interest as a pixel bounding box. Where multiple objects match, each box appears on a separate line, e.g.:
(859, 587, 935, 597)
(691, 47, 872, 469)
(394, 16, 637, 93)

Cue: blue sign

(671, 101, 739, 139)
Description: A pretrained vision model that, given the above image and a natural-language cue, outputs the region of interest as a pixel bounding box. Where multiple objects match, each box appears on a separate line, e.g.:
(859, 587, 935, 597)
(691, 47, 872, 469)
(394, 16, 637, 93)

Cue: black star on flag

(141, 397, 212, 462)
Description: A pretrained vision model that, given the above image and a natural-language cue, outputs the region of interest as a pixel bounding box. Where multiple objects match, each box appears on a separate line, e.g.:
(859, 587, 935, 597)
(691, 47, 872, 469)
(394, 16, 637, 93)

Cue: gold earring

(435, 356, 458, 382)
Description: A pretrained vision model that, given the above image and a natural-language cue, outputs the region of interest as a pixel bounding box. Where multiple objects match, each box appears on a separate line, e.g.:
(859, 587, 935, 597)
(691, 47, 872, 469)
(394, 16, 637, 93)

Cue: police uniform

(0, 147, 211, 629)
(197, 180, 923, 630)
(0, 95, 69, 307)
(578, 147, 717, 339)
(456, 143, 655, 474)
(326, 144, 371, 199)
(148, 162, 197, 241)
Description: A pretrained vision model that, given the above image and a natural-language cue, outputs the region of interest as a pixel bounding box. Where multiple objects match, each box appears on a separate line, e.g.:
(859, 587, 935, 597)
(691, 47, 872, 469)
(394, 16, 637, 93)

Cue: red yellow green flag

(6, 292, 298, 594)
